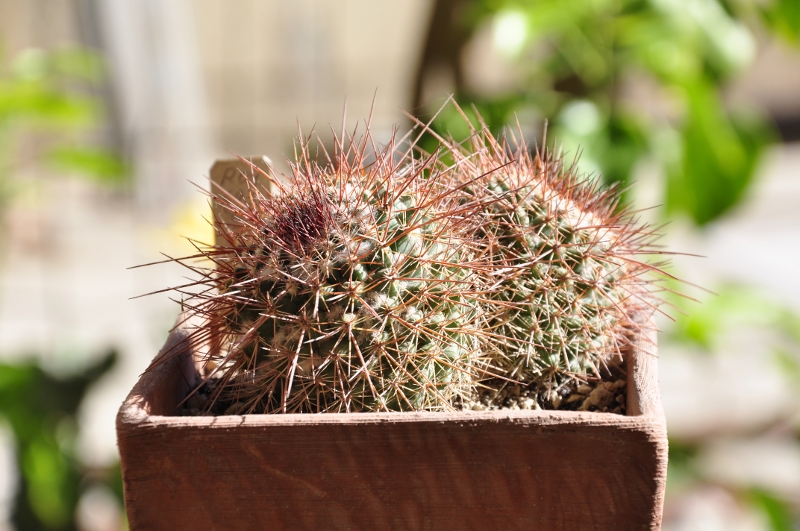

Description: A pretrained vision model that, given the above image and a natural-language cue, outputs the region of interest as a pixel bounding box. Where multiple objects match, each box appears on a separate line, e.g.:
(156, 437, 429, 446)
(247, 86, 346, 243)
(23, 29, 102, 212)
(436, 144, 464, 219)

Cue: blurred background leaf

(0, 45, 126, 213)
(750, 489, 795, 531)
(45, 147, 128, 184)
(0, 353, 121, 531)
(665, 82, 774, 224)
(760, 0, 800, 44)
(414, 0, 778, 226)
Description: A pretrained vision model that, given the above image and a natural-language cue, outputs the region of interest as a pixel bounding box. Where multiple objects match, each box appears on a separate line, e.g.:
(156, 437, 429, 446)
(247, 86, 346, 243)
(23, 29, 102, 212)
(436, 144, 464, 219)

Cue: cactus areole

(162, 110, 661, 415)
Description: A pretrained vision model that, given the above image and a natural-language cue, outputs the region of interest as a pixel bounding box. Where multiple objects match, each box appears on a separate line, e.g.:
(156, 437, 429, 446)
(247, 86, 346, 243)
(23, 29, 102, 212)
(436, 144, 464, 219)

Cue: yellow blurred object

(144, 199, 215, 260)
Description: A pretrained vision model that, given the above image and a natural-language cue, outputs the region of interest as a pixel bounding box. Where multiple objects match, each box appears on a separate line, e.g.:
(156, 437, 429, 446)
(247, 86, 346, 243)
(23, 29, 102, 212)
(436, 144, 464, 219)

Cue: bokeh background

(0, 0, 798, 529)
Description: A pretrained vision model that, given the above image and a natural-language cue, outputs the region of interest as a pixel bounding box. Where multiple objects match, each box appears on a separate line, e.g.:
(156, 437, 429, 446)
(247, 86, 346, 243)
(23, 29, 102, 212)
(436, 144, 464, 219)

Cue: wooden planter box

(118, 157, 667, 529)
(117, 317, 666, 531)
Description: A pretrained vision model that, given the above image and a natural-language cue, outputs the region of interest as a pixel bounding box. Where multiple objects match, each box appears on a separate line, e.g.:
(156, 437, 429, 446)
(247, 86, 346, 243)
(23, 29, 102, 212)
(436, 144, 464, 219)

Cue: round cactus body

(454, 148, 649, 396)
(204, 138, 487, 413)
(169, 108, 659, 414)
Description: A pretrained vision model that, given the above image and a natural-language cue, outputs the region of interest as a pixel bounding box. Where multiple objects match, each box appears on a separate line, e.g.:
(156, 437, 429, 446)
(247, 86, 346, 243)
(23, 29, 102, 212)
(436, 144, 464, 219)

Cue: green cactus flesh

(208, 146, 486, 413)
(175, 114, 658, 414)
(464, 167, 636, 395)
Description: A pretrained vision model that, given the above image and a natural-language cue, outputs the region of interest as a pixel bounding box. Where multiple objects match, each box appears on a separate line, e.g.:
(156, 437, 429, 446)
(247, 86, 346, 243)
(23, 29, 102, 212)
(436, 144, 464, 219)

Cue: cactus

(171, 109, 659, 414)
(191, 130, 489, 413)
(446, 123, 656, 404)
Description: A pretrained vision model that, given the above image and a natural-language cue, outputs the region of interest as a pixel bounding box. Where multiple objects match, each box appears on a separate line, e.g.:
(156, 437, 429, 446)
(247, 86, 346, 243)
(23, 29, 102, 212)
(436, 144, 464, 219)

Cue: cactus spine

(448, 125, 654, 400)
(171, 110, 659, 414)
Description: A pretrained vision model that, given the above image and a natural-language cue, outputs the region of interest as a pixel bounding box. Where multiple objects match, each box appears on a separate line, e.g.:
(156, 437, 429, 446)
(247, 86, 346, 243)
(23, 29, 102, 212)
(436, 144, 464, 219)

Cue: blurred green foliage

(0, 353, 120, 531)
(750, 489, 795, 531)
(665, 284, 800, 351)
(0, 45, 127, 530)
(0, 46, 127, 209)
(415, 0, 796, 226)
(760, 0, 800, 44)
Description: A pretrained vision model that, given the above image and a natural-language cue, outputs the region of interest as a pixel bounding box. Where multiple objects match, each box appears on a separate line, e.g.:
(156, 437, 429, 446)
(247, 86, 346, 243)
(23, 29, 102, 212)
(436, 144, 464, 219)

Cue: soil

(456, 362, 628, 414)
(180, 360, 627, 416)
(179, 380, 223, 416)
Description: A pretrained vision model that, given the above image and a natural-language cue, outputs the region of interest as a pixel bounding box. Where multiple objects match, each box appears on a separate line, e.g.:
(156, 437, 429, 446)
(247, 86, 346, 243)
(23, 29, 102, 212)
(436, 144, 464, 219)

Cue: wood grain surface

(117, 319, 666, 531)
